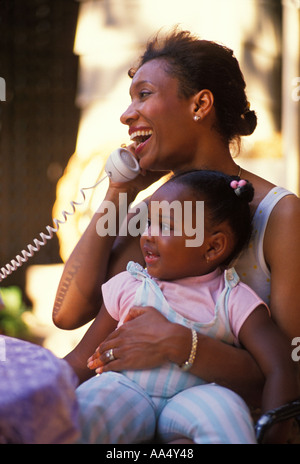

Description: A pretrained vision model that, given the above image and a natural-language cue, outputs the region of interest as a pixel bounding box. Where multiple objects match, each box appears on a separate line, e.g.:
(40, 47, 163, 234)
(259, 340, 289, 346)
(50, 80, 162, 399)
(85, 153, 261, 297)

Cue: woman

(53, 29, 300, 407)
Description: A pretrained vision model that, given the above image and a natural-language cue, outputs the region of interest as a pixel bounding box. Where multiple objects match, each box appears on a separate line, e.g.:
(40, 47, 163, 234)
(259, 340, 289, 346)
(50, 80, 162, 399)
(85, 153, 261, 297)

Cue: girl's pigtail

(230, 179, 254, 203)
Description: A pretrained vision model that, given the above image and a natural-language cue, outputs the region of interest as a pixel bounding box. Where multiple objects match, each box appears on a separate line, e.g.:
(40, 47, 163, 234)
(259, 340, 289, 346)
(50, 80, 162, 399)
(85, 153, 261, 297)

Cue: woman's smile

(129, 126, 153, 157)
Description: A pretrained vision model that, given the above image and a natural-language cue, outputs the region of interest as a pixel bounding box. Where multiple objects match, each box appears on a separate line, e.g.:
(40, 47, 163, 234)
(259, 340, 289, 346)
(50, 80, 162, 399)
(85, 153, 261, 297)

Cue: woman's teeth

(130, 130, 153, 144)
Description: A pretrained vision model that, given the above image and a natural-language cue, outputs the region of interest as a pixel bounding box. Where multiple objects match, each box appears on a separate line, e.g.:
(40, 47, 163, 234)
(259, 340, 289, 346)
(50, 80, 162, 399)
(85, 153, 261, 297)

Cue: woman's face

(120, 59, 199, 172)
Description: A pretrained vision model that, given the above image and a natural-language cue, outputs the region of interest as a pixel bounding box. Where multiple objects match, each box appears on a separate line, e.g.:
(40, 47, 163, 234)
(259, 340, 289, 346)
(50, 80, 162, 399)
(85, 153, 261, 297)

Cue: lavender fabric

(0, 335, 79, 444)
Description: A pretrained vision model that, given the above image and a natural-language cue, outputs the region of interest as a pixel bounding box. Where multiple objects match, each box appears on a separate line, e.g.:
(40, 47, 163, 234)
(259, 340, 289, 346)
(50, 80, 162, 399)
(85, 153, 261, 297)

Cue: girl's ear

(192, 89, 214, 120)
(204, 231, 229, 264)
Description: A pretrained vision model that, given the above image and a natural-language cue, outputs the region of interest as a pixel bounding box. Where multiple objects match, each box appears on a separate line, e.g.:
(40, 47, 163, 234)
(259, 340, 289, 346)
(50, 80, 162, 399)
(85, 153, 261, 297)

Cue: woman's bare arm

(238, 305, 299, 443)
(264, 194, 300, 339)
(239, 305, 299, 411)
(52, 184, 142, 330)
(52, 168, 166, 330)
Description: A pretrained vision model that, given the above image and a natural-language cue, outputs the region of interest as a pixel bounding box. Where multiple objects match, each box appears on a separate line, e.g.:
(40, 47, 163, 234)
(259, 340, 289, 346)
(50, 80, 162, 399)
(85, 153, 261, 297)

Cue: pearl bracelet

(180, 328, 198, 371)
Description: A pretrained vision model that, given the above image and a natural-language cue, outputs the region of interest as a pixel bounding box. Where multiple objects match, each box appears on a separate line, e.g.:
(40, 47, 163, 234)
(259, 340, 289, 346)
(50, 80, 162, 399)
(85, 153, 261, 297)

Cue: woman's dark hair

(129, 29, 257, 145)
(167, 169, 254, 266)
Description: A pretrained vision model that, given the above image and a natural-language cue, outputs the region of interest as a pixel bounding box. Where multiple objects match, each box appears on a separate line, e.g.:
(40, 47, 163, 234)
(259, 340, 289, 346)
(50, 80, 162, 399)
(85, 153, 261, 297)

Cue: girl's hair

(167, 170, 254, 266)
(129, 28, 257, 145)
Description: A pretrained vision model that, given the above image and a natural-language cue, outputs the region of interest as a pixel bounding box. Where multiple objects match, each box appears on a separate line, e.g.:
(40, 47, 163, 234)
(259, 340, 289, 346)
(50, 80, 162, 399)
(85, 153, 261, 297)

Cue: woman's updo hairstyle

(129, 28, 257, 146)
(167, 169, 254, 266)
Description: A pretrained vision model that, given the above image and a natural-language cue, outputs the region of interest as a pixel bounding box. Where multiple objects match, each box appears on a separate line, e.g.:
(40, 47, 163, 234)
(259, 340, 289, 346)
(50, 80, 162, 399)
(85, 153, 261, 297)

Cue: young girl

(66, 170, 299, 444)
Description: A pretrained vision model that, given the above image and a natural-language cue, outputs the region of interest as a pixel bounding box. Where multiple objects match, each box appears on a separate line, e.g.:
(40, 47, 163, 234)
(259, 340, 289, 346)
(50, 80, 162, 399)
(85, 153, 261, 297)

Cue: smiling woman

(121, 58, 201, 172)
(126, 31, 257, 144)
(54, 28, 300, 443)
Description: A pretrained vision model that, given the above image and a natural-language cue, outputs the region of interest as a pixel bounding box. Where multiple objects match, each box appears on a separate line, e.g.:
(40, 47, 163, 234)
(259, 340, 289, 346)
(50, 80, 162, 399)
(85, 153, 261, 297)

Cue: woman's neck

(174, 139, 239, 177)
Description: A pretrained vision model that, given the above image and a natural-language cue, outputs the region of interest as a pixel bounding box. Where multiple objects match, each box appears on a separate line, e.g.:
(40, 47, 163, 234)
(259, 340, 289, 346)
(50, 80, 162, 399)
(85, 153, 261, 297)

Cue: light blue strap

(224, 268, 240, 289)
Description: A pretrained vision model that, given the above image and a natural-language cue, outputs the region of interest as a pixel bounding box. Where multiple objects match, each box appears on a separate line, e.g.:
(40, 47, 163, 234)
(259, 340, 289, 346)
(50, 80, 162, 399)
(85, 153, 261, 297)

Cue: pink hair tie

(230, 179, 247, 196)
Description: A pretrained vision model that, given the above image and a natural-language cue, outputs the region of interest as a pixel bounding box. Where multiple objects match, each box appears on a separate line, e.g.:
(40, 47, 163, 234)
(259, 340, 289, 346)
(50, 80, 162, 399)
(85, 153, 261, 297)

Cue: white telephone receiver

(0, 148, 140, 281)
(105, 147, 140, 182)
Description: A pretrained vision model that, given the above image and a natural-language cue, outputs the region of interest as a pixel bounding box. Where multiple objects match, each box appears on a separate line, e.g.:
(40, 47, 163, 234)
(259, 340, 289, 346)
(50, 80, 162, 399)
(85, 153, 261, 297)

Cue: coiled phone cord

(0, 147, 140, 282)
(0, 176, 107, 282)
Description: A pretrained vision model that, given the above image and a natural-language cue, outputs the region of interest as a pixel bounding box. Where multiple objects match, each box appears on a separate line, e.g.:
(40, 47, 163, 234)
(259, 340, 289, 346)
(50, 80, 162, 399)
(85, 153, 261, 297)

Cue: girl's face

(140, 182, 211, 281)
(120, 59, 199, 172)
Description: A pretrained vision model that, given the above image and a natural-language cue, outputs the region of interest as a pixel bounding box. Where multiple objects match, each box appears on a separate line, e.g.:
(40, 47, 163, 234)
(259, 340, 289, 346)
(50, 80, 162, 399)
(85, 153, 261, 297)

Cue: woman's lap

(75, 372, 156, 444)
(157, 383, 256, 444)
(76, 373, 256, 444)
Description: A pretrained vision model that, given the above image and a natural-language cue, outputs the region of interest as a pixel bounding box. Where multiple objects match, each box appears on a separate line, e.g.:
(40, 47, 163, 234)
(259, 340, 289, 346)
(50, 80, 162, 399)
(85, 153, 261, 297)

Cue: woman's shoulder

(266, 188, 300, 229)
(261, 183, 300, 267)
(242, 168, 298, 214)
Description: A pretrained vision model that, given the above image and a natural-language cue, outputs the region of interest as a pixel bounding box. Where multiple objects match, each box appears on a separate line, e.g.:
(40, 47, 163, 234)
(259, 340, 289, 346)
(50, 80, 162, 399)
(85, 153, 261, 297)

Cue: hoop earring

(193, 114, 201, 122)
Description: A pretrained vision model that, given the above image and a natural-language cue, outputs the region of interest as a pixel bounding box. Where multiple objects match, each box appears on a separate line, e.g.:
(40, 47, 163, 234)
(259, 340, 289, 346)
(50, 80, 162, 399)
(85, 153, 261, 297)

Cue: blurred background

(0, 0, 299, 355)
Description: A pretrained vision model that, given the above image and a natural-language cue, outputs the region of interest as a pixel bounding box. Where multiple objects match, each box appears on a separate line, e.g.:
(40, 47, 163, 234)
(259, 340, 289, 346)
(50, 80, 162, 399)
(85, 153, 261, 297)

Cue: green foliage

(0, 286, 31, 339)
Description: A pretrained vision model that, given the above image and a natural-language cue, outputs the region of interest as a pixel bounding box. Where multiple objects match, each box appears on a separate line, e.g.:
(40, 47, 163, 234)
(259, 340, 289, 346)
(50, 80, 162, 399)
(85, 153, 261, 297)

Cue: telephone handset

(105, 147, 140, 182)
(0, 148, 140, 282)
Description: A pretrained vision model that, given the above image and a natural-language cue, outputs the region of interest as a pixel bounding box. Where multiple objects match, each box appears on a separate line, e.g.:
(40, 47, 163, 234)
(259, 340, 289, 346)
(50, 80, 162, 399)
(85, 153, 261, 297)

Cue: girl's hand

(87, 306, 184, 374)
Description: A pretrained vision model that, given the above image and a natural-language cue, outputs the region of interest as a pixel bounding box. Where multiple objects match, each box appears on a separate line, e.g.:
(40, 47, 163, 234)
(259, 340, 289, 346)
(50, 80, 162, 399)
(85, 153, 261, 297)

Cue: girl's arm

(238, 304, 300, 443)
(64, 303, 118, 385)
